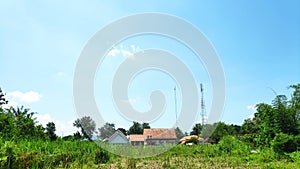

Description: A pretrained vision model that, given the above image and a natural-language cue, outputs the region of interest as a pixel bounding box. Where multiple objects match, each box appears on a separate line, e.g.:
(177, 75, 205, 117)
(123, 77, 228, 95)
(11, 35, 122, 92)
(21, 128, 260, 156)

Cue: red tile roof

(129, 134, 144, 141)
(143, 128, 177, 139)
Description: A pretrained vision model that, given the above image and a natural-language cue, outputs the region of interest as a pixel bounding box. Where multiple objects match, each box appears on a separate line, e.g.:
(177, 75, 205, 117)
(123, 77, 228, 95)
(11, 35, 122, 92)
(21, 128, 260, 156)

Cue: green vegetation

(0, 84, 299, 168)
(0, 137, 299, 168)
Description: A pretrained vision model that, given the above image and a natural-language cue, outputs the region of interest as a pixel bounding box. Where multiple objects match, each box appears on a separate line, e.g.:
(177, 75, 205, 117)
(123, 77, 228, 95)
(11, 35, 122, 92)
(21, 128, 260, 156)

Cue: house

(143, 128, 177, 145)
(107, 128, 177, 146)
(129, 134, 144, 146)
(179, 135, 216, 145)
(107, 130, 129, 145)
(179, 135, 203, 145)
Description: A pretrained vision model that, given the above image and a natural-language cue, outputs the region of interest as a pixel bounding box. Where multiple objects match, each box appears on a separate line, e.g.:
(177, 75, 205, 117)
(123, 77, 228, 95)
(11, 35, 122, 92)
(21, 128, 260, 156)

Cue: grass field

(1, 136, 299, 169)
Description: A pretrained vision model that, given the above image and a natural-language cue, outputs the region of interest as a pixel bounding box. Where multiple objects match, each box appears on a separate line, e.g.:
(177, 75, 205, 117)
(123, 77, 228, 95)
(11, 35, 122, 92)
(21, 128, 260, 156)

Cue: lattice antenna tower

(200, 83, 206, 127)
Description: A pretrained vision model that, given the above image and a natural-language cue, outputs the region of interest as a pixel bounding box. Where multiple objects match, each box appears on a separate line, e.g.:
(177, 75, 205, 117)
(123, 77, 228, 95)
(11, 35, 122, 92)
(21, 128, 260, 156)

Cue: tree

(74, 131, 83, 140)
(210, 122, 241, 143)
(190, 123, 202, 136)
(98, 122, 115, 139)
(128, 122, 143, 134)
(175, 127, 184, 140)
(289, 84, 300, 134)
(142, 123, 150, 129)
(0, 88, 8, 106)
(46, 122, 57, 141)
(8, 106, 36, 139)
(117, 128, 127, 135)
(0, 111, 16, 139)
(73, 116, 96, 141)
(201, 123, 215, 138)
(242, 84, 300, 147)
(35, 124, 47, 140)
(241, 118, 259, 146)
(241, 118, 257, 135)
(271, 133, 297, 154)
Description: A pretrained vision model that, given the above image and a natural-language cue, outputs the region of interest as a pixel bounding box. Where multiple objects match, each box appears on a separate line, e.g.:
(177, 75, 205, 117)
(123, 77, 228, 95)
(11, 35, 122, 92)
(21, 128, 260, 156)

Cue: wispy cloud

(121, 49, 134, 59)
(6, 91, 42, 104)
(130, 45, 136, 52)
(107, 48, 120, 56)
(35, 113, 78, 136)
(246, 104, 257, 111)
(1, 101, 18, 109)
(107, 44, 139, 60)
(247, 114, 255, 120)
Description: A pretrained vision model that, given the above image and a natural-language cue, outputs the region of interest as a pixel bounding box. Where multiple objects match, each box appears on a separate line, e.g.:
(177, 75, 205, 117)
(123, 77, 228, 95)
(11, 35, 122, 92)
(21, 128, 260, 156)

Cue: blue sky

(1, 0, 299, 135)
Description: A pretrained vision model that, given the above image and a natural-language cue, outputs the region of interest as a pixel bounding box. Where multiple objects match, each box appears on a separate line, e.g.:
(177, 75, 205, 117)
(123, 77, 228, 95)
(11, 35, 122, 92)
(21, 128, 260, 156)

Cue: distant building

(107, 130, 129, 145)
(144, 128, 177, 145)
(178, 135, 216, 145)
(129, 128, 177, 146)
(129, 134, 145, 146)
(107, 128, 177, 146)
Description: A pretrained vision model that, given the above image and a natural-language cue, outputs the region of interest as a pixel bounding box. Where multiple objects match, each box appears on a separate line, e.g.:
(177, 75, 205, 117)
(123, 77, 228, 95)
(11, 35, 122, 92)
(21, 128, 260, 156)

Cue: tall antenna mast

(200, 83, 206, 127)
(174, 86, 178, 127)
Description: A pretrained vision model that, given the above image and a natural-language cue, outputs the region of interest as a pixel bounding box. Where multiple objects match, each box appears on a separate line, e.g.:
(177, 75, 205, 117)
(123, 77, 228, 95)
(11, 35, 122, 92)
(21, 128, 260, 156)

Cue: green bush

(94, 149, 110, 164)
(218, 136, 250, 156)
(271, 133, 297, 154)
(294, 135, 300, 151)
(288, 151, 300, 163)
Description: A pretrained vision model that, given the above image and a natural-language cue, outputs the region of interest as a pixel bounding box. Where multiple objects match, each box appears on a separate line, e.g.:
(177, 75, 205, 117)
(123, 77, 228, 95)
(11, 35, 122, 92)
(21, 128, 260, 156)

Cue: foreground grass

(1, 137, 299, 169)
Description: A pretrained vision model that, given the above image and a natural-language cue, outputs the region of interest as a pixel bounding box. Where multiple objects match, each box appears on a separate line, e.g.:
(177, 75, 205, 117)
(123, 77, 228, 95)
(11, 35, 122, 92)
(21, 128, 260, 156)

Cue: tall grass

(1, 136, 299, 168)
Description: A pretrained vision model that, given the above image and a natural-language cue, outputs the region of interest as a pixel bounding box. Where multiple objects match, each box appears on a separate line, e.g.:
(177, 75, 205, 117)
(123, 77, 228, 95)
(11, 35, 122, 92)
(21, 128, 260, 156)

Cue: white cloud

(130, 45, 136, 52)
(7, 91, 42, 103)
(247, 104, 257, 111)
(107, 45, 138, 60)
(107, 48, 120, 56)
(35, 113, 78, 136)
(1, 101, 18, 109)
(121, 49, 135, 59)
(248, 114, 255, 120)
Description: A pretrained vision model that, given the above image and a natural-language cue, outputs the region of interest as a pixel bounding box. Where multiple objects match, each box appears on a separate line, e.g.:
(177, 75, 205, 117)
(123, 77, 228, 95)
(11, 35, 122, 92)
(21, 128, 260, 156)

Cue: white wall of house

(110, 134, 129, 145)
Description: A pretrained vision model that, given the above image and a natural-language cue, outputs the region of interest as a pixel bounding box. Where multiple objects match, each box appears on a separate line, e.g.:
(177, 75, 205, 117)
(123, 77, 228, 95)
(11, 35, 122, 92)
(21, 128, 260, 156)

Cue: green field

(1, 136, 299, 169)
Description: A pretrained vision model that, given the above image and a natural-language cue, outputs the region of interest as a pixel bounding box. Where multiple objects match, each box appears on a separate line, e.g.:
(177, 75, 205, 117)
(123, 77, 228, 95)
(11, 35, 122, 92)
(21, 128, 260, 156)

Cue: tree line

(1, 84, 299, 154)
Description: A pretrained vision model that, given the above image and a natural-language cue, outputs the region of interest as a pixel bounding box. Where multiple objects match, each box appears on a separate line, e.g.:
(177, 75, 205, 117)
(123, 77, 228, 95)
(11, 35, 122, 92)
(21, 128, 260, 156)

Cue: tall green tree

(190, 123, 202, 136)
(117, 128, 127, 136)
(242, 84, 300, 147)
(98, 122, 115, 139)
(8, 106, 36, 139)
(46, 122, 57, 141)
(210, 122, 240, 142)
(128, 122, 143, 134)
(73, 116, 96, 141)
(142, 123, 151, 129)
(0, 111, 15, 138)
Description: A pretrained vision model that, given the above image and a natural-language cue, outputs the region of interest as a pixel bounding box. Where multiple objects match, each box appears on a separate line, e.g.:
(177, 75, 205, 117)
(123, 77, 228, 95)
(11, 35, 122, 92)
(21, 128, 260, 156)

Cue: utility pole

(174, 86, 178, 127)
(200, 83, 206, 127)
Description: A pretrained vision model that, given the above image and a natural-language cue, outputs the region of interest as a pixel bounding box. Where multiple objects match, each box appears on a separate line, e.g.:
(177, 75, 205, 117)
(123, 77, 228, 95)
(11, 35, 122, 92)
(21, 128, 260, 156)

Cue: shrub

(126, 158, 136, 169)
(288, 151, 300, 163)
(271, 133, 297, 155)
(94, 149, 110, 164)
(294, 135, 300, 151)
(218, 136, 250, 156)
